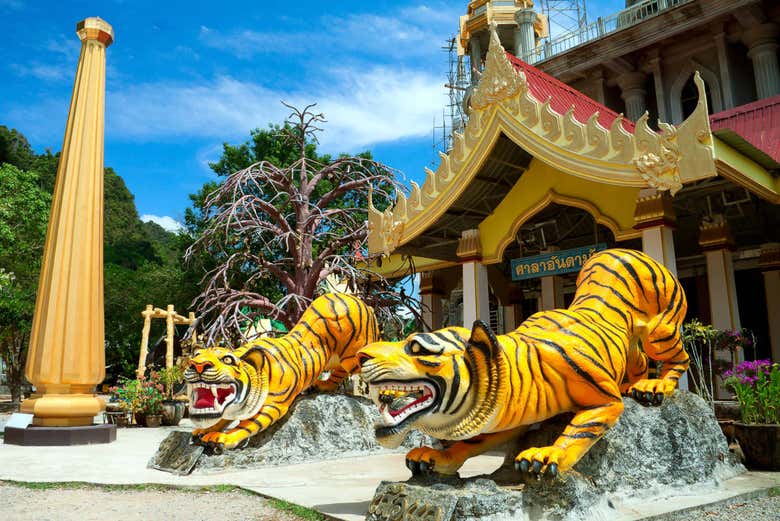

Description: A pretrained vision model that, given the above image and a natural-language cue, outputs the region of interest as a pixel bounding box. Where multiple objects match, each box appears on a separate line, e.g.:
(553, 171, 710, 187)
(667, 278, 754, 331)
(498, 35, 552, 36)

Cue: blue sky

(1, 0, 622, 230)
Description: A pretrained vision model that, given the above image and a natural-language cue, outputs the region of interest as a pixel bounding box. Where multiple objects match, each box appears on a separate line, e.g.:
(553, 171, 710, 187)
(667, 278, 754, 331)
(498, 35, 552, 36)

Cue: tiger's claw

(514, 446, 565, 479)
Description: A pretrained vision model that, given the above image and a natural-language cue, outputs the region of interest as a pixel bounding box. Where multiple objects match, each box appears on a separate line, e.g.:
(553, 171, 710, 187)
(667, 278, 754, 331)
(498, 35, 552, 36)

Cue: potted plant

(155, 366, 187, 426)
(723, 360, 780, 470)
(111, 377, 143, 425)
(137, 377, 165, 427)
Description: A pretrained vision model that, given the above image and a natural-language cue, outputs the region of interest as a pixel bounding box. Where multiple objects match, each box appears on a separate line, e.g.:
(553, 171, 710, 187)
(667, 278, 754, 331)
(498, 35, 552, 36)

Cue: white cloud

(141, 214, 183, 232)
(10, 62, 72, 82)
(199, 3, 461, 60)
(106, 67, 447, 153)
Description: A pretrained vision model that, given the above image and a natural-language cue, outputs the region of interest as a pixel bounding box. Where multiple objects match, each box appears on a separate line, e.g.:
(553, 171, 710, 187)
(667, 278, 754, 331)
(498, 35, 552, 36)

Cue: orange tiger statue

(185, 293, 379, 451)
(358, 249, 689, 477)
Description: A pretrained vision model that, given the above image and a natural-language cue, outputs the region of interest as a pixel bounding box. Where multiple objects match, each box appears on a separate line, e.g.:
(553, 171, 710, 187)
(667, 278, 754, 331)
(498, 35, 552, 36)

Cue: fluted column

(617, 71, 648, 122)
(514, 9, 537, 59)
(21, 18, 113, 427)
(743, 23, 780, 99)
(470, 36, 483, 83)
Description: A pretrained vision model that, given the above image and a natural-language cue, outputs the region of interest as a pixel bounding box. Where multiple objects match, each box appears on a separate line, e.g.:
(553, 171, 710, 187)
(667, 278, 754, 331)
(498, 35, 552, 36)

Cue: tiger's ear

(468, 320, 500, 361)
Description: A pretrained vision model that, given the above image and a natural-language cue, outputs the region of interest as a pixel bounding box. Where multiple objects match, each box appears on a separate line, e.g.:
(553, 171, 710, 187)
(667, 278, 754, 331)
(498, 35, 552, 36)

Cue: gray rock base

(151, 393, 433, 474)
(367, 391, 745, 521)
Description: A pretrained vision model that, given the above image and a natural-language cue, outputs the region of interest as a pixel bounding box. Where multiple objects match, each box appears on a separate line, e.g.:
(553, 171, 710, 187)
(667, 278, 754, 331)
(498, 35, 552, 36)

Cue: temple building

(367, 0, 780, 366)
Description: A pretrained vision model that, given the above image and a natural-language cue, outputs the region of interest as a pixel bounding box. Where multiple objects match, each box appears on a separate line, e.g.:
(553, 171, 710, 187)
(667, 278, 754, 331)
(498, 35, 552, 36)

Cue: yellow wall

(479, 159, 640, 264)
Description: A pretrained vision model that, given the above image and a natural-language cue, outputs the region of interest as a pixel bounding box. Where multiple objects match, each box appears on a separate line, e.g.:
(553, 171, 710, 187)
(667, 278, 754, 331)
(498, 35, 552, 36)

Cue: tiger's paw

(514, 446, 564, 479)
(626, 378, 675, 406)
(405, 447, 462, 476)
(197, 431, 244, 453)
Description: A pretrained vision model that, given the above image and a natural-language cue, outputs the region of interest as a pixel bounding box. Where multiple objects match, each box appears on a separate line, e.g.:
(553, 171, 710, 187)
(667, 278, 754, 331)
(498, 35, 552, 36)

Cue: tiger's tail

(574, 249, 689, 394)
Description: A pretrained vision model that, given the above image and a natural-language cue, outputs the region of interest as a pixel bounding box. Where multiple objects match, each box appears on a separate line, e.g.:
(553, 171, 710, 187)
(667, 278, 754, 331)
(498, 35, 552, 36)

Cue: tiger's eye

(411, 344, 421, 354)
(222, 356, 234, 365)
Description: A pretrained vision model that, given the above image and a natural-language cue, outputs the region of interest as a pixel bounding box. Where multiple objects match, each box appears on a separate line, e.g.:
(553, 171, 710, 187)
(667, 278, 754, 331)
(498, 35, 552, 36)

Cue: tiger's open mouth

(369, 380, 438, 434)
(188, 382, 237, 417)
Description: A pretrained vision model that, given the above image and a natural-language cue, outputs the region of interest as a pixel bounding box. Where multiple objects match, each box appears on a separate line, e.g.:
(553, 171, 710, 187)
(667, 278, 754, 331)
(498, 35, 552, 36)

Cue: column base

(4, 424, 116, 446)
(21, 393, 105, 427)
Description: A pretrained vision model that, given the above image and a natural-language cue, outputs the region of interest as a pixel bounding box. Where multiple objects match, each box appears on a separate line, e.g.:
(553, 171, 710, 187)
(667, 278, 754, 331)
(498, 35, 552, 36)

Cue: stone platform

(367, 392, 746, 521)
(4, 424, 116, 446)
(152, 393, 433, 474)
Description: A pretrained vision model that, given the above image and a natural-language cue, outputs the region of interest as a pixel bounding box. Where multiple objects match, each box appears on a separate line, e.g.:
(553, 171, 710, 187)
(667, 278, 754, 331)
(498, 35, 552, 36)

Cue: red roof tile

(709, 95, 780, 167)
(506, 53, 635, 133)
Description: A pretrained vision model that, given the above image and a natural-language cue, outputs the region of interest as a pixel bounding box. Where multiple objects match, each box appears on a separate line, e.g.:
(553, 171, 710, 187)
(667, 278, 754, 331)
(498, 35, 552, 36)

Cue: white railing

(521, 0, 693, 63)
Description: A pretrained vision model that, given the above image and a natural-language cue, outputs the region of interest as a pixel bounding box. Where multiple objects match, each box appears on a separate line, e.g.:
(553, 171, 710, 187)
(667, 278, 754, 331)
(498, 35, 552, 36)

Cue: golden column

(21, 18, 114, 428)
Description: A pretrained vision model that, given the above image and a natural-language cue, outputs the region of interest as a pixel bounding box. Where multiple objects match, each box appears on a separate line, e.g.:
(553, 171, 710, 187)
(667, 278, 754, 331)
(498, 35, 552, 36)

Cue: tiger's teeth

(211, 386, 218, 398)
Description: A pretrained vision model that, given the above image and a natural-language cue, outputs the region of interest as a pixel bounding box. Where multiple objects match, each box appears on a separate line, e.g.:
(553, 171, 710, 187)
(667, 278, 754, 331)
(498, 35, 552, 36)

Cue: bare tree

(186, 104, 419, 344)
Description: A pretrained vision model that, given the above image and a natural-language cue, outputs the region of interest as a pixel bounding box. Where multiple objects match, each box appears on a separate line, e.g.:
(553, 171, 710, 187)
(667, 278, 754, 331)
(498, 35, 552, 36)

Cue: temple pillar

(647, 53, 669, 121)
(502, 286, 523, 333)
(540, 248, 565, 311)
(617, 71, 648, 122)
(419, 271, 443, 332)
(699, 216, 740, 333)
(470, 37, 483, 81)
(634, 190, 686, 389)
(633, 190, 678, 277)
(514, 9, 537, 59)
(713, 28, 735, 109)
(20, 18, 114, 429)
(699, 216, 741, 398)
(759, 243, 780, 363)
(743, 23, 780, 99)
(458, 229, 490, 327)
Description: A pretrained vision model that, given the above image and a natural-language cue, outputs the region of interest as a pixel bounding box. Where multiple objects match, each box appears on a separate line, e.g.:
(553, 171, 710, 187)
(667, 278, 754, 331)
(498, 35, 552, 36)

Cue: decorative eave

(369, 24, 716, 258)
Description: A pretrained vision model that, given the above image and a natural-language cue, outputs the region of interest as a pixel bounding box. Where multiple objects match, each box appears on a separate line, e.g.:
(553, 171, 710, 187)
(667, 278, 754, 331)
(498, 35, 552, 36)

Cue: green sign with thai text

(510, 244, 607, 281)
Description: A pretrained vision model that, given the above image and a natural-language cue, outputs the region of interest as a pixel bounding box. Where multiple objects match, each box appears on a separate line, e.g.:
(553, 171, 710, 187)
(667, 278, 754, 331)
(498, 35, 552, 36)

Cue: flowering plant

(714, 329, 755, 357)
(723, 360, 780, 424)
(110, 376, 165, 415)
(154, 366, 185, 400)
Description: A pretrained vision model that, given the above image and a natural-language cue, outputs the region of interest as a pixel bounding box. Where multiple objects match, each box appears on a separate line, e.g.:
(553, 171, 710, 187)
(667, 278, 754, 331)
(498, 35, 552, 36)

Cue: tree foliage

(0, 163, 50, 402)
(0, 125, 199, 390)
(186, 105, 416, 343)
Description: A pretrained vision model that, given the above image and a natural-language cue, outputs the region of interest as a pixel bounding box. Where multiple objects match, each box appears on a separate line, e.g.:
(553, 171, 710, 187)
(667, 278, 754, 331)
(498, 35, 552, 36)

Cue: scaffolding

(538, 0, 588, 41)
(434, 36, 471, 164)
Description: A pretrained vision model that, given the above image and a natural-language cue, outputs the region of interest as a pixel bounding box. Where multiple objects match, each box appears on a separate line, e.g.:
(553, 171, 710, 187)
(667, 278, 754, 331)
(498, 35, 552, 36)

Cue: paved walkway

(1, 419, 779, 520)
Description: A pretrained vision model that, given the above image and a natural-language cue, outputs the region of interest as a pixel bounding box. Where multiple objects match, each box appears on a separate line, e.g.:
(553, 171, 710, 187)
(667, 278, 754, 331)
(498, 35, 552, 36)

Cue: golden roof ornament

(471, 22, 526, 110)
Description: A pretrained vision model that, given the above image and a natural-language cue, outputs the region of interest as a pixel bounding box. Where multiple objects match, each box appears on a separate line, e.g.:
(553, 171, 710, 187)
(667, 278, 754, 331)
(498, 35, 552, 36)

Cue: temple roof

(710, 95, 780, 172)
(367, 25, 718, 259)
(506, 53, 635, 133)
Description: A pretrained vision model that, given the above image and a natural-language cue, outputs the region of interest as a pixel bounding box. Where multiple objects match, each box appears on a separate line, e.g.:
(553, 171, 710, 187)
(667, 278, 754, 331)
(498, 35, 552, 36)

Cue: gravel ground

(673, 494, 780, 521)
(0, 482, 317, 521)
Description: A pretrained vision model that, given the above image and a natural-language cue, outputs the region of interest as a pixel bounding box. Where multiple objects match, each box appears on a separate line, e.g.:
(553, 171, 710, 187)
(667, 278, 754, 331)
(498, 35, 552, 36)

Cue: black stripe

(522, 333, 620, 400)
(443, 355, 461, 413)
(620, 249, 662, 312)
(603, 251, 646, 302)
(334, 294, 359, 348)
(433, 331, 465, 351)
(574, 295, 630, 327)
(324, 294, 344, 332)
(570, 421, 608, 428)
(563, 431, 599, 439)
(450, 358, 473, 416)
(583, 261, 634, 297)
(588, 280, 647, 316)
(311, 305, 338, 348)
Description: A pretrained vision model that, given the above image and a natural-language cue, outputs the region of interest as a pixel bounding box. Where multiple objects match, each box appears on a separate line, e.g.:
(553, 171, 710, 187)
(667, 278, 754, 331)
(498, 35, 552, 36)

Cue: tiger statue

(185, 293, 379, 452)
(358, 249, 688, 478)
